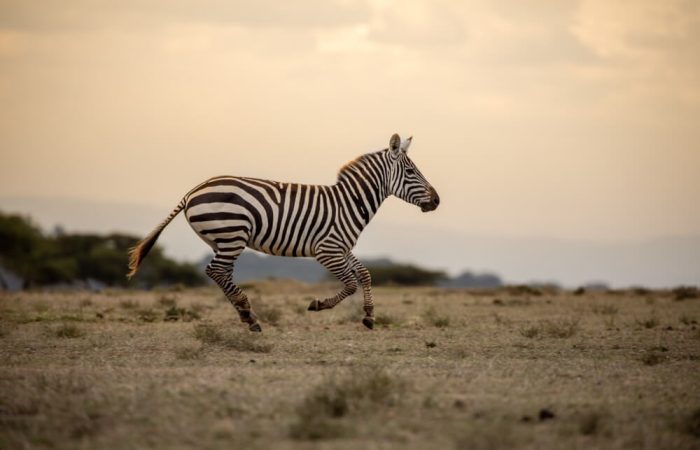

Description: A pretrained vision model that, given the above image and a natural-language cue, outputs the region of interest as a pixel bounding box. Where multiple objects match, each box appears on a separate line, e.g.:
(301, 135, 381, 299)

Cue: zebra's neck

(334, 150, 391, 230)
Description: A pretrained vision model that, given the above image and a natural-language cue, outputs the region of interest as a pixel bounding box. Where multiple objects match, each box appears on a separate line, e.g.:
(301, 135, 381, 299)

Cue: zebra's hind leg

(346, 253, 375, 329)
(205, 253, 262, 332)
(308, 250, 361, 318)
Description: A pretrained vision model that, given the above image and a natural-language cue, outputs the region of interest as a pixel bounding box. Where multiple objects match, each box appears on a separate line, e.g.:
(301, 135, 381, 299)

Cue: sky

(1, 0, 699, 286)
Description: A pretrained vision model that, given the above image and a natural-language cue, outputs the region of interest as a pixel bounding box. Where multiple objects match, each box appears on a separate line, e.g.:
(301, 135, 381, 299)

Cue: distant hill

(439, 271, 502, 288)
(196, 251, 425, 284)
(198, 251, 326, 283)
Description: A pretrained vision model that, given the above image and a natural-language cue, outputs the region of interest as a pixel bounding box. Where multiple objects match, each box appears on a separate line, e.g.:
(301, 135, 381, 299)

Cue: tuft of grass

(422, 307, 450, 328)
(520, 318, 579, 339)
(640, 351, 667, 366)
(520, 325, 540, 339)
(31, 301, 50, 312)
(157, 295, 178, 308)
(79, 298, 93, 308)
(591, 304, 619, 315)
(137, 309, 158, 322)
(374, 313, 400, 327)
(119, 299, 138, 309)
(636, 316, 659, 329)
(254, 303, 283, 325)
(164, 305, 201, 322)
(680, 315, 696, 326)
(492, 313, 512, 326)
(54, 323, 86, 339)
(175, 345, 205, 360)
(672, 286, 698, 301)
(289, 367, 403, 440)
(193, 323, 272, 353)
(543, 318, 580, 338)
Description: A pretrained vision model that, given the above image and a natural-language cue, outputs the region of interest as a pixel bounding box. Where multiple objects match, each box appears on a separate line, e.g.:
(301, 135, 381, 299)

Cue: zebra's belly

(186, 202, 253, 246)
(246, 239, 315, 258)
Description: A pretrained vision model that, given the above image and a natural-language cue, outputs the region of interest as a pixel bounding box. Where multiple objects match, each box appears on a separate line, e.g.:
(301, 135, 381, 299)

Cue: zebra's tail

(127, 198, 186, 279)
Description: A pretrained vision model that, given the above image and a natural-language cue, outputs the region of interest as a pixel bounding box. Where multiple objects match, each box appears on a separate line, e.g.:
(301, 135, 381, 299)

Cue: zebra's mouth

(419, 191, 440, 212)
(420, 202, 438, 212)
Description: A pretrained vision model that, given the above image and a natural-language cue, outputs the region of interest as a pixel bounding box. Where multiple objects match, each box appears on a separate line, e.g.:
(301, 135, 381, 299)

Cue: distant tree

(0, 212, 57, 285)
(0, 211, 205, 288)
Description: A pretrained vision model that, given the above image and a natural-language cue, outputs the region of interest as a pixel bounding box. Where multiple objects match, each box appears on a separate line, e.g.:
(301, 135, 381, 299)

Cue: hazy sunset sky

(1, 1, 699, 285)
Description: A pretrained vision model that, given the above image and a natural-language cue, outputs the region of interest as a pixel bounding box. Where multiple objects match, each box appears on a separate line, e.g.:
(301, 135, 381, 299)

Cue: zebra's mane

(337, 149, 386, 182)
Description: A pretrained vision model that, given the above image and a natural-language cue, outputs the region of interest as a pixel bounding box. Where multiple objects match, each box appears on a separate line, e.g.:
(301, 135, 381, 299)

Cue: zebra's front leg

(346, 253, 375, 329)
(308, 251, 359, 314)
(205, 257, 261, 332)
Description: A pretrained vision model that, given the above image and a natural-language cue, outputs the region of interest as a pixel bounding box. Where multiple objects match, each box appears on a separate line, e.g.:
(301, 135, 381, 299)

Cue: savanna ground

(1, 281, 699, 450)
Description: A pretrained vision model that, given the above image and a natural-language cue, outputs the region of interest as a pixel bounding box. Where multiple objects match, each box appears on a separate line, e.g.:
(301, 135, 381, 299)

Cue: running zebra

(127, 134, 440, 331)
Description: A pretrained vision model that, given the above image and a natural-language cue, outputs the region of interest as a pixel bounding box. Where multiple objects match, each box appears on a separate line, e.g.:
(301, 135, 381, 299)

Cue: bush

(673, 286, 698, 301)
(0, 211, 206, 288)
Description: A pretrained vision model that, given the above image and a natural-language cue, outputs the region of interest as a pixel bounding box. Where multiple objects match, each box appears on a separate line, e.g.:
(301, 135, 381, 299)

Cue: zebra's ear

(389, 133, 401, 154)
(400, 136, 413, 152)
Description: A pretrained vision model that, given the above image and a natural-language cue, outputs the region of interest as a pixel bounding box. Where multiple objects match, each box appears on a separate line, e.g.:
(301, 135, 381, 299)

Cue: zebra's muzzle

(419, 190, 440, 212)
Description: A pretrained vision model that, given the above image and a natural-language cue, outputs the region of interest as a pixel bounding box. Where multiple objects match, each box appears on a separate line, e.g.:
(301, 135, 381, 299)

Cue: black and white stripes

(127, 133, 439, 331)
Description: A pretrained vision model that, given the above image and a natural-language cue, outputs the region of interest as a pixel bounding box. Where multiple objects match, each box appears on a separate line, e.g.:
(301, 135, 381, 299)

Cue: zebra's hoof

(362, 317, 374, 330)
(249, 323, 262, 332)
(307, 299, 322, 311)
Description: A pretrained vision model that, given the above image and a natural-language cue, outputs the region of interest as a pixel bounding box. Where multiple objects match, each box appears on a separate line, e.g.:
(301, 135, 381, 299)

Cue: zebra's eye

(405, 168, 415, 175)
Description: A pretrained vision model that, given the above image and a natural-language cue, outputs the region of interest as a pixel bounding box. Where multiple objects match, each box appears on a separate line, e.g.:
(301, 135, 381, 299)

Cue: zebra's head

(387, 134, 440, 212)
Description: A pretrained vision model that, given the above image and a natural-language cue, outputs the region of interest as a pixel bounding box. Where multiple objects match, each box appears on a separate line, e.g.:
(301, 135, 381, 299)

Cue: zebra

(127, 133, 440, 331)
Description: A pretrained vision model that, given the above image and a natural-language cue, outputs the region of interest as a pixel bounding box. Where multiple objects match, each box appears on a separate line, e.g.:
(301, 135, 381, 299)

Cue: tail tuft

(126, 199, 185, 279)
(126, 237, 154, 279)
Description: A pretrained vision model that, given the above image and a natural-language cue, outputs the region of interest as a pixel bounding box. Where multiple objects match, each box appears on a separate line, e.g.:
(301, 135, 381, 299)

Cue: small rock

(453, 399, 466, 409)
(539, 409, 555, 421)
(520, 415, 533, 422)
(249, 359, 256, 364)
(425, 341, 437, 348)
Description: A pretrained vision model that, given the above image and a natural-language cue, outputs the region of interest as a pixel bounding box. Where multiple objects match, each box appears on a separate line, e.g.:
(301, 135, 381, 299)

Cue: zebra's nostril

(433, 195, 440, 206)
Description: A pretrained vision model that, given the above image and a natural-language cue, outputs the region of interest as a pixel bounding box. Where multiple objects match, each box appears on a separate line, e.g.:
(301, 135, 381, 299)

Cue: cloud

(573, 0, 700, 105)
(367, 0, 466, 47)
(0, 0, 372, 32)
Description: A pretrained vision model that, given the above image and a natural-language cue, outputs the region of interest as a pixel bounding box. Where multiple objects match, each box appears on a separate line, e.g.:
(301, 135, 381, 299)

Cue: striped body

(185, 151, 389, 260)
(186, 178, 363, 258)
(127, 134, 439, 331)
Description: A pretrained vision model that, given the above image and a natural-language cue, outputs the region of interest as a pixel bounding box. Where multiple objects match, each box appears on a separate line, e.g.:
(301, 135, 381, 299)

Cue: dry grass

(519, 318, 579, 339)
(52, 323, 86, 339)
(193, 322, 273, 353)
(0, 284, 699, 450)
(289, 366, 403, 440)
